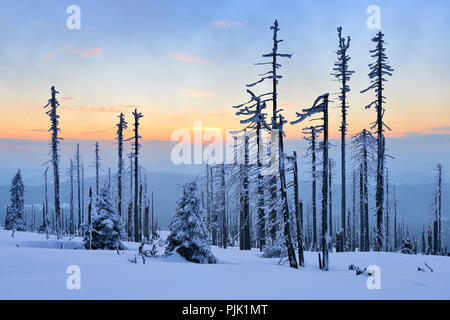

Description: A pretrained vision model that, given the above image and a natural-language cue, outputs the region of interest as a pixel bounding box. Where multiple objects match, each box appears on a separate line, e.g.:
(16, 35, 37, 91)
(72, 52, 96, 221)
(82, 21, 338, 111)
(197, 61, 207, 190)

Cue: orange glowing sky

(1, 0, 449, 143)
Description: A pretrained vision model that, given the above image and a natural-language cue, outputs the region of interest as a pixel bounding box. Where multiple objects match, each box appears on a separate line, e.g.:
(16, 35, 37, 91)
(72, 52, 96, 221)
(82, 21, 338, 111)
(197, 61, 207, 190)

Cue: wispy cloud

(61, 45, 102, 58)
(61, 104, 136, 113)
(428, 126, 450, 134)
(44, 53, 55, 62)
(183, 89, 213, 99)
(30, 129, 46, 132)
(61, 97, 74, 102)
(169, 53, 213, 64)
(210, 21, 242, 28)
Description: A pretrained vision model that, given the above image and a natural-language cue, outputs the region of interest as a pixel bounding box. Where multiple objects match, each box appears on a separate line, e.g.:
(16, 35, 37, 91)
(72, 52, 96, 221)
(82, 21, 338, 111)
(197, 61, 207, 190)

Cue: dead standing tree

(302, 126, 319, 251)
(244, 20, 297, 268)
(44, 86, 63, 238)
(332, 27, 354, 249)
(233, 89, 271, 251)
(292, 94, 330, 270)
(69, 159, 75, 235)
(116, 113, 128, 221)
(131, 109, 143, 242)
(95, 142, 101, 196)
(76, 144, 82, 234)
(351, 129, 377, 251)
(361, 31, 394, 251)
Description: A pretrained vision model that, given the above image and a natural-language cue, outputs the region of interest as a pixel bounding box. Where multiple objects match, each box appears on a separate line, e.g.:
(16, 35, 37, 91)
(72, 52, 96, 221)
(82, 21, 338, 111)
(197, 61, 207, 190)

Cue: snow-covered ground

(0, 228, 449, 300)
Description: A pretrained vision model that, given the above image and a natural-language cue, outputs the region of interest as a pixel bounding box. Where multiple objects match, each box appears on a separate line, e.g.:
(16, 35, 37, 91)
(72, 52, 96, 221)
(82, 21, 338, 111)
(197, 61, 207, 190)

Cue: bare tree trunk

(311, 132, 317, 251)
(132, 109, 143, 242)
(95, 142, 100, 196)
(394, 184, 397, 251)
(293, 152, 304, 267)
(352, 170, 356, 251)
(243, 135, 251, 250)
(256, 117, 266, 251)
(359, 165, 364, 251)
(44, 167, 49, 231)
(328, 162, 333, 250)
(221, 164, 227, 248)
(385, 169, 390, 251)
(117, 113, 127, 223)
(278, 117, 298, 269)
(139, 182, 143, 241)
(144, 194, 150, 241)
(76, 144, 81, 234)
(206, 164, 211, 230)
(151, 191, 154, 238)
(45, 86, 62, 239)
(88, 187, 93, 250)
(81, 162, 85, 234)
(70, 159, 74, 235)
(321, 95, 329, 270)
(375, 79, 385, 252)
(437, 164, 442, 254)
(363, 139, 369, 251)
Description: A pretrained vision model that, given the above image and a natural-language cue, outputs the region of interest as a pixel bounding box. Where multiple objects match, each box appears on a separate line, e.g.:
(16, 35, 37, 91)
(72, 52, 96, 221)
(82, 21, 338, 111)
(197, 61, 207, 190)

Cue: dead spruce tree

(246, 20, 283, 242)
(393, 183, 398, 251)
(361, 31, 394, 251)
(351, 129, 377, 251)
(69, 159, 75, 235)
(87, 187, 93, 249)
(385, 168, 390, 251)
(291, 94, 330, 270)
(351, 170, 357, 251)
(116, 113, 127, 221)
(242, 20, 297, 268)
(433, 164, 443, 254)
(233, 89, 271, 250)
(132, 108, 143, 242)
(39, 166, 50, 233)
(44, 86, 62, 238)
(332, 26, 354, 249)
(81, 162, 85, 232)
(239, 134, 251, 250)
(220, 164, 227, 248)
(127, 152, 134, 240)
(75, 144, 82, 234)
(290, 151, 304, 266)
(303, 126, 319, 251)
(95, 142, 100, 196)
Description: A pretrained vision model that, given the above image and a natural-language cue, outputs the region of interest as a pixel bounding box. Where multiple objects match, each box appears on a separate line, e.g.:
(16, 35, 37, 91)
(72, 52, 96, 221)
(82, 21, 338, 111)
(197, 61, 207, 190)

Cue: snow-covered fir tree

(5, 170, 26, 231)
(84, 181, 125, 250)
(165, 181, 217, 264)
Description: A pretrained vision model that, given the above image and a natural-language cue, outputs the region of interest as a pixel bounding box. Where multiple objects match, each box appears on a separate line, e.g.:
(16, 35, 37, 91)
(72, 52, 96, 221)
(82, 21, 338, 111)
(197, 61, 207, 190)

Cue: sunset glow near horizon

(0, 0, 449, 143)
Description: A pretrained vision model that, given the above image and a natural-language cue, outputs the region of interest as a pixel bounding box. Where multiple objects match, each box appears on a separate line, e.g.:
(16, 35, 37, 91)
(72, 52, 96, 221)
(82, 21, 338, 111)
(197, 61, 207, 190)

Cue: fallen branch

(424, 262, 433, 272)
(128, 255, 137, 264)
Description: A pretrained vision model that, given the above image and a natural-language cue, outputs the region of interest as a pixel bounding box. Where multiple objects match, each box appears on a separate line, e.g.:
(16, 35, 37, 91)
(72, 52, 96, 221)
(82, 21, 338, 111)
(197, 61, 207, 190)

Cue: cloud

(210, 21, 242, 28)
(61, 104, 136, 113)
(44, 53, 55, 62)
(428, 126, 450, 134)
(30, 129, 47, 132)
(169, 53, 212, 64)
(61, 97, 74, 102)
(60, 45, 102, 58)
(183, 89, 213, 99)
